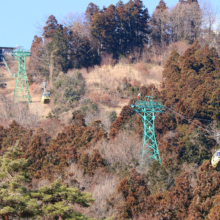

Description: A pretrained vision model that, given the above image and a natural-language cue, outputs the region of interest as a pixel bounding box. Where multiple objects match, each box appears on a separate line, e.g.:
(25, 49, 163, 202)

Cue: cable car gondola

(41, 82, 51, 104)
(211, 149, 220, 168)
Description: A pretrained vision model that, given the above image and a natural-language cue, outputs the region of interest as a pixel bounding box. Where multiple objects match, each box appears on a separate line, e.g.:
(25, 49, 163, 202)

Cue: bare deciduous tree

(61, 12, 85, 29)
(169, 2, 202, 43)
(151, 6, 171, 48)
(96, 131, 142, 172)
(0, 95, 40, 129)
(198, 0, 220, 49)
(0, 94, 13, 118)
(199, 0, 219, 37)
(14, 102, 40, 129)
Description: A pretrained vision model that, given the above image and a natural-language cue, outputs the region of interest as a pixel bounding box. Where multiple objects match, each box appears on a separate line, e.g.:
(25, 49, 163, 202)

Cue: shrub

(109, 105, 135, 139)
(147, 160, 170, 195)
(97, 131, 141, 172)
(115, 169, 150, 219)
(53, 70, 85, 107)
(179, 128, 216, 164)
(79, 99, 99, 117)
(109, 111, 117, 123)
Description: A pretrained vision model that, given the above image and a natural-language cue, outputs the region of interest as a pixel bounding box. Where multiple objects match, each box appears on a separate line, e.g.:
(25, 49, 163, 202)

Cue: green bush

(147, 160, 170, 195)
(52, 70, 86, 115)
(179, 129, 216, 164)
(126, 84, 139, 95)
(109, 111, 117, 123)
(80, 99, 98, 116)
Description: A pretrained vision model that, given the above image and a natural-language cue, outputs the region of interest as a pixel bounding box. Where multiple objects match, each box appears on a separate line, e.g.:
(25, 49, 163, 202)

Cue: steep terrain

(1, 43, 220, 220)
(0, 64, 16, 98)
(0, 57, 163, 129)
(0, 62, 51, 123)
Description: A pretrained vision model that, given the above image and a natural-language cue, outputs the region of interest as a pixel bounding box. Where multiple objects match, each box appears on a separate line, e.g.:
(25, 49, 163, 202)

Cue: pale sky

(0, 0, 219, 50)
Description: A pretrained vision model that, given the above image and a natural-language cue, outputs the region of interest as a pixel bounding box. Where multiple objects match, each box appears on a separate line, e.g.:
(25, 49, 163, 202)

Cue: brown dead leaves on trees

(0, 113, 107, 180)
(110, 168, 150, 219)
(137, 161, 220, 220)
(163, 40, 220, 121)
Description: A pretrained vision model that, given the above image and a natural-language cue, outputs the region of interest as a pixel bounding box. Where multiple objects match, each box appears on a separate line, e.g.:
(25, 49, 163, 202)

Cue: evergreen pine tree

(49, 24, 69, 72)
(0, 141, 95, 220)
(43, 15, 58, 39)
(34, 178, 95, 220)
(0, 141, 40, 220)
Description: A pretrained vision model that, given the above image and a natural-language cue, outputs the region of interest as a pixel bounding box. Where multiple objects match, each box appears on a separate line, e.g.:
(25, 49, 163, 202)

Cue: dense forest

(1, 0, 220, 219)
(27, 0, 220, 82)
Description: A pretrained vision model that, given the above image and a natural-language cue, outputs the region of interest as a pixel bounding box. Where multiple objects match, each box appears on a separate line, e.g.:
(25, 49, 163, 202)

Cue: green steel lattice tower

(131, 94, 164, 168)
(13, 47, 32, 103)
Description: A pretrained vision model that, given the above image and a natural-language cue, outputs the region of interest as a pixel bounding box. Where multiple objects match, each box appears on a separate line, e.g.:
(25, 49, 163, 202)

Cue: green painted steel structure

(3, 57, 15, 78)
(13, 47, 32, 103)
(131, 94, 164, 168)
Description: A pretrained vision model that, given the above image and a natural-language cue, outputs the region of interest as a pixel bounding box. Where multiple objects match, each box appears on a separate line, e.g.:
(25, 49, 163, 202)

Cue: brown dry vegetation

(1, 41, 220, 218)
(2, 0, 220, 218)
(0, 54, 164, 150)
(85, 63, 162, 93)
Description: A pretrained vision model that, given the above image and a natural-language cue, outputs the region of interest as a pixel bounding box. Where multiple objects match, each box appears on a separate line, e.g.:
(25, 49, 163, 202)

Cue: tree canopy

(162, 40, 220, 121)
(0, 141, 95, 220)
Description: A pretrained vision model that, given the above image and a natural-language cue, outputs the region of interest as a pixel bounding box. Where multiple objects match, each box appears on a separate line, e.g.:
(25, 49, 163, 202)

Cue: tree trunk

(49, 48, 58, 86)
(2, 214, 9, 220)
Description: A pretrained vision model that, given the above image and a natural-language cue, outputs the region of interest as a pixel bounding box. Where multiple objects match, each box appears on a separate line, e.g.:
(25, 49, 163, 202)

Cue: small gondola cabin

(41, 92, 51, 104)
(211, 149, 220, 168)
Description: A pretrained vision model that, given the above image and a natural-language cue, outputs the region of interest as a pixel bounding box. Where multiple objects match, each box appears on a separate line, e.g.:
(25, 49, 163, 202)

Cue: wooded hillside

(1, 0, 220, 219)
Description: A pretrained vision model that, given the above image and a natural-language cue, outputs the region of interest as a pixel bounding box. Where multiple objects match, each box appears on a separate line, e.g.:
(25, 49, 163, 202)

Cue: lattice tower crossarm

(13, 47, 32, 103)
(131, 95, 164, 168)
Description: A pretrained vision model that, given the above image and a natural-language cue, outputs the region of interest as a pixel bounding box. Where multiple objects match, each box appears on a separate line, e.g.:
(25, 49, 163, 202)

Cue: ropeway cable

(164, 111, 212, 138)
(29, 53, 134, 105)
(164, 105, 214, 135)
(184, 117, 212, 122)
(29, 52, 217, 137)
(31, 52, 63, 73)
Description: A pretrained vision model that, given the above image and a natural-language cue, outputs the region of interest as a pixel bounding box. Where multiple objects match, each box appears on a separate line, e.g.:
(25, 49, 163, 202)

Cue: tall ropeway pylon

(131, 93, 164, 169)
(13, 47, 32, 103)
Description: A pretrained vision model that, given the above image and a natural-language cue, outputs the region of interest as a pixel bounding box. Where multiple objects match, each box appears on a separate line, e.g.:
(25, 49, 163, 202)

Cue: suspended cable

(29, 52, 217, 139)
(29, 53, 134, 106)
(164, 111, 211, 138)
(31, 52, 63, 73)
(163, 105, 214, 135)
(184, 117, 212, 122)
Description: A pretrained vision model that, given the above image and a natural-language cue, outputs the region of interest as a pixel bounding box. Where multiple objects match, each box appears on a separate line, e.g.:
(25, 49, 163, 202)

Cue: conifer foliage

(0, 142, 39, 220)
(116, 168, 150, 218)
(140, 161, 220, 219)
(87, 0, 150, 58)
(0, 142, 95, 220)
(32, 178, 94, 220)
(43, 15, 58, 39)
(162, 41, 220, 120)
